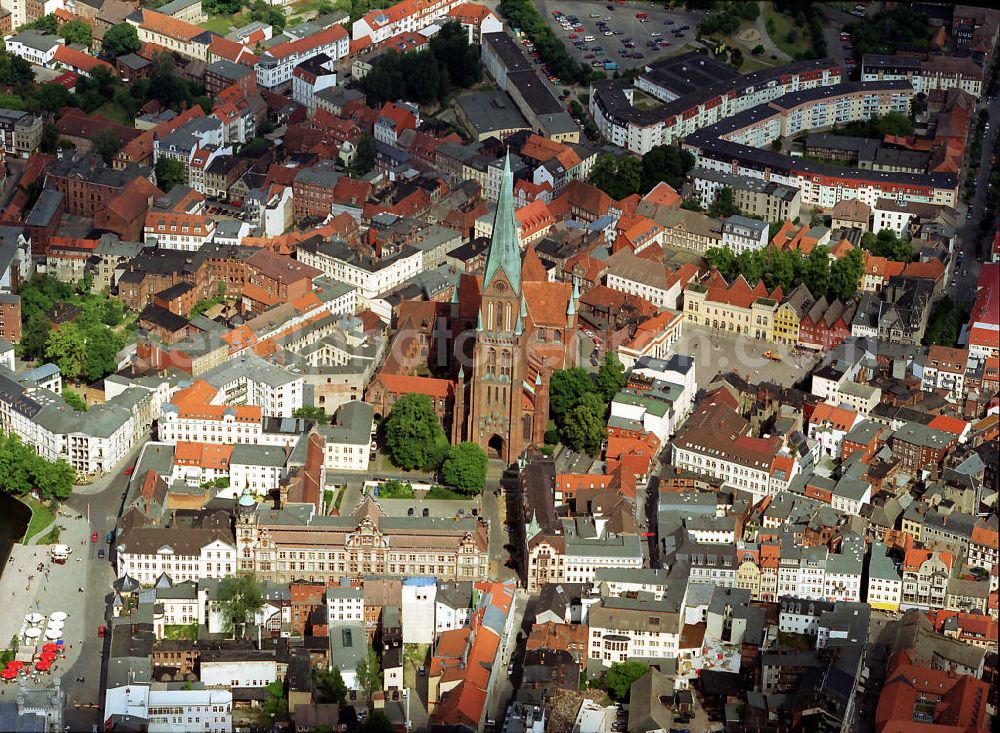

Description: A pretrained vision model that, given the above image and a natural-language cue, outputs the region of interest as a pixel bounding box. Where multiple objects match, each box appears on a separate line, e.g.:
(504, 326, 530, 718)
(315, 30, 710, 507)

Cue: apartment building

(671, 392, 798, 504)
(605, 249, 683, 310)
(144, 211, 217, 251)
(297, 238, 423, 301)
(315, 401, 375, 472)
(692, 168, 801, 223)
(0, 107, 43, 158)
(127, 9, 213, 61)
(256, 25, 349, 90)
(861, 54, 985, 97)
(590, 55, 842, 154)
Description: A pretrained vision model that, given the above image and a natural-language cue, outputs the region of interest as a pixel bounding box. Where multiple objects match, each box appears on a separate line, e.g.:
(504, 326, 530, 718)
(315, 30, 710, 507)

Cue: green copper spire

(483, 151, 521, 293)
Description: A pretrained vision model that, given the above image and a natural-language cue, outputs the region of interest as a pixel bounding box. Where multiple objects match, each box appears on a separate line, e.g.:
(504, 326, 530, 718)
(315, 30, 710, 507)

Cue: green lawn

(22, 497, 56, 544)
(763, 5, 810, 59)
(200, 15, 238, 34)
(96, 101, 133, 126)
(424, 485, 466, 500)
(163, 623, 200, 641)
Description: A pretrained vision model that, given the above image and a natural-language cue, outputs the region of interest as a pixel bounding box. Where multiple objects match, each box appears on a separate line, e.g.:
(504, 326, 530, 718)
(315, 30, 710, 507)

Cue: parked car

(91, 532, 99, 543)
(97, 549, 105, 559)
(98, 626, 107, 638)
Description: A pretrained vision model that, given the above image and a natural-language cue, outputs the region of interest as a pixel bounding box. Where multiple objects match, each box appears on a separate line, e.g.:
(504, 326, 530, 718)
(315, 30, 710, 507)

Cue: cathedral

(449, 154, 580, 464)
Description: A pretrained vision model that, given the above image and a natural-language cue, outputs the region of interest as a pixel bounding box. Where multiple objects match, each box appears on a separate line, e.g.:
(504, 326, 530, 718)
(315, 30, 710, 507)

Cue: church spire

(482, 151, 521, 293)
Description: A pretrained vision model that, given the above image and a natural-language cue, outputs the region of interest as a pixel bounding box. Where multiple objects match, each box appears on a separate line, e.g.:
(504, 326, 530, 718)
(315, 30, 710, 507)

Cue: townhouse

(144, 211, 217, 251)
(921, 345, 970, 402)
(772, 284, 815, 346)
(867, 542, 903, 612)
(352, 0, 464, 44)
(0, 108, 43, 159)
(683, 275, 782, 341)
(721, 215, 769, 254)
(807, 402, 863, 460)
(525, 517, 644, 593)
(116, 527, 237, 586)
(901, 547, 954, 610)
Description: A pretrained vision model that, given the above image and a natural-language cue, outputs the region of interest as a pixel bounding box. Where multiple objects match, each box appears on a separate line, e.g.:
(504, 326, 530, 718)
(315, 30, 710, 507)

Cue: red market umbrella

(6, 660, 24, 670)
(1, 669, 16, 680)
(34, 661, 51, 672)
(39, 652, 57, 662)
(42, 643, 58, 652)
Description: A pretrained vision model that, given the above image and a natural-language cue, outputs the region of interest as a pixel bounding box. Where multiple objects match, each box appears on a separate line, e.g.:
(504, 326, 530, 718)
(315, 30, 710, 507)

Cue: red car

(91, 532, 98, 543)
(123, 467, 133, 476)
(98, 626, 106, 638)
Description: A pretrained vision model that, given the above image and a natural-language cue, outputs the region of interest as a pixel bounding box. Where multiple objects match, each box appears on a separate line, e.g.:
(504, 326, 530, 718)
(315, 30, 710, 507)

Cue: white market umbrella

(23, 627, 41, 639)
(49, 612, 67, 622)
(25, 613, 43, 624)
(44, 629, 61, 640)
(46, 620, 64, 631)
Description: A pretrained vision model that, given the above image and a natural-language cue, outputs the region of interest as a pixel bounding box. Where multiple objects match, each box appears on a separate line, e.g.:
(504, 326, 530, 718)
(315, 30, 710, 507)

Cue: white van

(584, 35, 595, 41)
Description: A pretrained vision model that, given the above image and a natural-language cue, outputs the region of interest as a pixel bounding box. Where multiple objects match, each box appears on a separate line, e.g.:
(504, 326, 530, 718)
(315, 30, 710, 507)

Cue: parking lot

(532, 0, 704, 73)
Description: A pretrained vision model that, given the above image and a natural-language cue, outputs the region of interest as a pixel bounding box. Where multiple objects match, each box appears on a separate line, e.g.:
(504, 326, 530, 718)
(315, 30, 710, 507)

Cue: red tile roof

(53, 45, 113, 74)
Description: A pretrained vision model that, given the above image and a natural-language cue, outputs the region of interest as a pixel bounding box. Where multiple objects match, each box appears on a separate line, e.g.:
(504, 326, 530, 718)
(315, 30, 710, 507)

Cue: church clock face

(494, 281, 506, 294)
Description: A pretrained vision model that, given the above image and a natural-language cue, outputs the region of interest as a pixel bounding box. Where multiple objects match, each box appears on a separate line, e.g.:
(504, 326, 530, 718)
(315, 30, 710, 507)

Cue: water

(0, 493, 31, 580)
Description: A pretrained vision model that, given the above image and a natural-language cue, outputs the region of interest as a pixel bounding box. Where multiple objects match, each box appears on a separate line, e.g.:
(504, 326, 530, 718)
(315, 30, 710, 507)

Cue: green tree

(25, 14, 58, 33)
(45, 322, 86, 381)
(594, 352, 626, 402)
(0, 433, 38, 496)
(441, 442, 488, 495)
(63, 388, 87, 412)
(82, 324, 125, 381)
(60, 19, 92, 47)
(560, 403, 604, 456)
(33, 457, 76, 501)
(588, 155, 642, 200)
(430, 20, 481, 88)
(92, 127, 122, 164)
(861, 228, 914, 262)
(639, 144, 694, 193)
(261, 679, 288, 718)
(356, 646, 381, 698)
(708, 186, 741, 217)
(803, 245, 831, 299)
(217, 574, 265, 637)
(292, 405, 328, 422)
(21, 312, 51, 361)
(829, 247, 863, 301)
(383, 394, 445, 471)
(604, 661, 648, 702)
(352, 133, 376, 176)
(360, 710, 395, 733)
(752, 44, 765, 55)
(729, 47, 744, 69)
(549, 367, 593, 426)
(34, 83, 74, 114)
(313, 667, 348, 704)
(0, 51, 34, 86)
(101, 23, 141, 58)
(154, 156, 186, 192)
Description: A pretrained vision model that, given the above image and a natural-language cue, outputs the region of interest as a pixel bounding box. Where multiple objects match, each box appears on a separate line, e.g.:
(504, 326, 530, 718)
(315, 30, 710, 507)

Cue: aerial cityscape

(0, 0, 996, 732)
